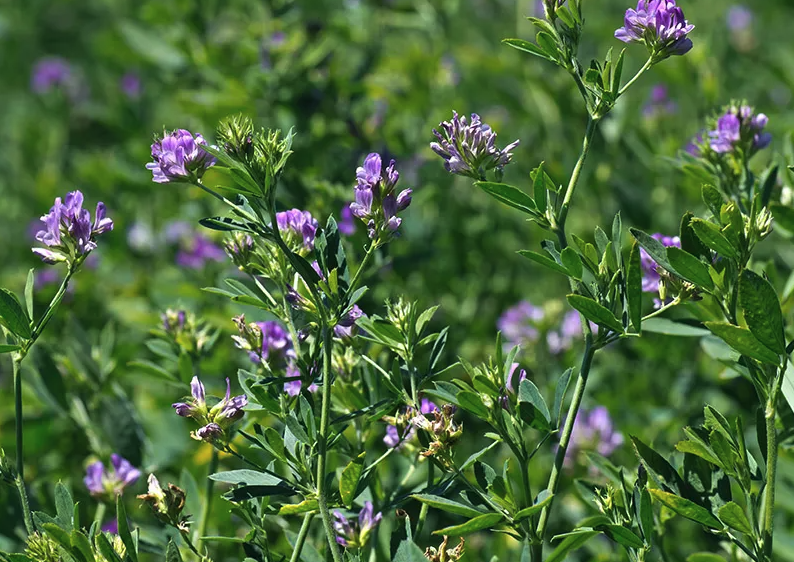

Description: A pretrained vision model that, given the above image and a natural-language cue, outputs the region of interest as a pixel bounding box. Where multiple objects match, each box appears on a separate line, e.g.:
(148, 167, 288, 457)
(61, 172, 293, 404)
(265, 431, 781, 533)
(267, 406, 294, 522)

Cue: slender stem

(196, 448, 219, 551)
(289, 513, 315, 562)
(93, 502, 107, 530)
(13, 354, 34, 535)
(32, 263, 77, 340)
(532, 336, 596, 560)
(347, 242, 377, 297)
(641, 297, 681, 322)
(761, 370, 783, 561)
(317, 327, 343, 562)
(554, 118, 598, 250)
(414, 462, 434, 537)
(618, 56, 654, 97)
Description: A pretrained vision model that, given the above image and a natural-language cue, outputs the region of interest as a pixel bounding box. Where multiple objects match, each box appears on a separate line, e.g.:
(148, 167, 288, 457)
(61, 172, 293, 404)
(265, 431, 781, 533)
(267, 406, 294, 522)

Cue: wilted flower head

(425, 536, 466, 562)
(33, 190, 113, 264)
(431, 111, 519, 180)
(497, 301, 545, 346)
(172, 376, 247, 443)
(383, 399, 438, 449)
(614, 1, 695, 60)
(413, 404, 462, 468)
(31, 57, 72, 94)
(84, 454, 141, 500)
(137, 474, 190, 533)
(565, 406, 624, 467)
(275, 209, 319, 254)
(146, 129, 216, 183)
(332, 501, 383, 548)
(640, 234, 680, 292)
(708, 104, 771, 154)
(349, 153, 411, 240)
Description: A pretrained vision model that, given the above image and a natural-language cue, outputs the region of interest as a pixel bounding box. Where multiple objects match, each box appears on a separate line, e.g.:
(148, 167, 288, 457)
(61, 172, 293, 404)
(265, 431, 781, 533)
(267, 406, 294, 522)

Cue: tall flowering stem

(762, 370, 784, 560)
(12, 356, 34, 534)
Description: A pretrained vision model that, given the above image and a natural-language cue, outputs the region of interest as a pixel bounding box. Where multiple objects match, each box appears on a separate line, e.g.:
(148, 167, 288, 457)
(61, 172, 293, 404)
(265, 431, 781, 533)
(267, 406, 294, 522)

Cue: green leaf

(339, 453, 366, 507)
(393, 540, 428, 562)
(627, 241, 643, 332)
(514, 490, 554, 521)
(457, 391, 490, 419)
(117, 496, 138, 562)
(690, 219, 738, 259)
(738, 270, 785, 354)
(551, 368, 573, 428)
(717, 501, 752, 535)
(502, 38, 555, 62)
(209, 470, 281, 486)
(666, 248, 714, 291)
(567, 294, 623, 333)
(278, 499, 319, 515)
(703, 322, 780, 365)
(533, 162, 548, 213)
(639, 488, 653, 543)
(649, 489, 722, 529)
(675, 440, 721, 467)
(517, 250, 570, 276)
(642, 318, 709, 337)
(630, 228, 675, 273)
(118, 22, 186, 70)
(0, 344, 21, 354)
(702, 185, 724, 218)
(40, 523, 72, 552)
(561, 248, 583, 280)
(771, 203, 794, 234)
(631, 436, 685, 493)
(94, 534, 123, 562)
(547, 530, 599, 562)
(55, 482, 74, 531)
(432, 513, 504, 536)
(24, 269, 34, 320)
(687, 554, 728, 562)
(166, 539, 183, 562)
(475, 182, 537, 216)
(595, 524, 644, 549)
(0, 289, 31, 339)
(680, 212, 711, 259)
(411, 494, 485, 519)
(70, 530, 95, 562)
(782, 362, 794, 425)
(518, 379, 551, 431)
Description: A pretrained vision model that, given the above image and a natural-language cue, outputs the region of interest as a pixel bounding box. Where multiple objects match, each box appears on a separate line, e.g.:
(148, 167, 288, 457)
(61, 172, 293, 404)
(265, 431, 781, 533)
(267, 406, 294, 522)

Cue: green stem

(32, 263, 77, 341)
(317, 326, 343, 562)
(761, 370, 783, 560)
(93, 502, 107, 530)
(347, 242, 377, 298)
(532, 336, 596, 560)
(13, 354, 34, 535)
(414, 462, 434, 537)
(618, 56, 654, 97)
(196, 448, 219, 552)
(641, 297, 682, 322)
(289, 513, 314, 562)
(554, 118, 598, 250)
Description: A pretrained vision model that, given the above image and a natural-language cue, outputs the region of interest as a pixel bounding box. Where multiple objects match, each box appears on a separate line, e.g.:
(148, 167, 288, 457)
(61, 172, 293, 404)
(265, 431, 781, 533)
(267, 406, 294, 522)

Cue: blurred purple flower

(120, 72, 142, 98)
(547, 310, 590, 354)
(176, 235, 225, 269)
(127, 221, 156, 252)
(640, 233, 680, 292)
(431, 111, 519, 179)
(252, 320, 294, 365)
(146, 129, 215, 183)
(615, 1, 695, 59)
(338, 205, 356, 235)
(333, 501, 383, 548)
(101, 520, 118, 534)
(727, 5, 752, 32)
(497, 300, 544, 346)
(33, 190, 113, 264)
(643, 85, 677, 116)
(565, 406, 624, 466)
(709, 105, 771, 153)
(84, 454, 141, 499)
(31, 57, 72, 94)
(685, 131, 704, 156)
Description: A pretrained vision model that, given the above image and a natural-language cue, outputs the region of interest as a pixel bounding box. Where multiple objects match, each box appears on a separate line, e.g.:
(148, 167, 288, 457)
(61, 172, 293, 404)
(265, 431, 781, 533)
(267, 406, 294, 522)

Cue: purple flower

(283, 363, 319, 396)
(101, 520, 119, 534)
(146, 129, 216, 183)
(84, 454, 141, 499)
(252, 320, 294, 365)
(708, 105, 771, 154)
(497, 301, 545, 346)
(275, 209, 319, 252)
(547, 310, 586, 354)
(172, 376, 207, 418)
(505, 363, 528, 394)
(176, 235, 226, 269)
(333, 502, 383, 548)
(33, 191, 113, 264)
(643, 84, 677, 116)
(640, 233, 681, 292)
(431, 111, 519, 179)
(420, 398, 438, 414)
(211, 378, 248, 423)
(120, 72, 142, 98)
(726, 5, 752, 32)
(174, 376, 247, 442)
(565, 406, 624, 467)
(31, 57, 72, 94)
(615, 1, 695, 59)
(334, 305, 365, 339)
(383, 425, 409, 448)
(349, 153, 411, 240)
(685, 131, 704, 156)
(338, 205, 357, 236)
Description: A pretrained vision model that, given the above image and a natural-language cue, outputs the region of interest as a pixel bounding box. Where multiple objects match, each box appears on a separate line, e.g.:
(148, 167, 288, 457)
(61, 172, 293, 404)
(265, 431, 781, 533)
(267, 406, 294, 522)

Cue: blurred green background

(3, 0, 794, 560)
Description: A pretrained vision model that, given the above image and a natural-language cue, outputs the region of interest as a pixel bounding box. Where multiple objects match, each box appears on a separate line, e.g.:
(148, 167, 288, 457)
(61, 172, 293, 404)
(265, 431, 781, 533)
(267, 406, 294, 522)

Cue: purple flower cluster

(283, 363, 319, 396)
(333, 501, 383, 548)
(615, 1, 695, 59)
(708, 105, 771, 154)
(497, 301, 544, 346)
(565, 406, 624, 466)
(255, 320, 295, 364)
(431, 111, 519, 179)
(547, 310, 586, 354)
(334, 305, 365, 340)
(33, 190, 113, 264)
(172, 376, 248, 442)
(84, 454, 141, 500)
(640, 234, 680, 293)
(176, 234, 226, 269)
(275, 209, 319, 252)
(726, 5, 752, 33)
(350, 153, 411, 240)
(383, 399, 438, 449)
(146, 129, 216, 183)
(643, 85, 677, 117)
(31, 57, 72, 94)
(338, 205, 357, 236)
